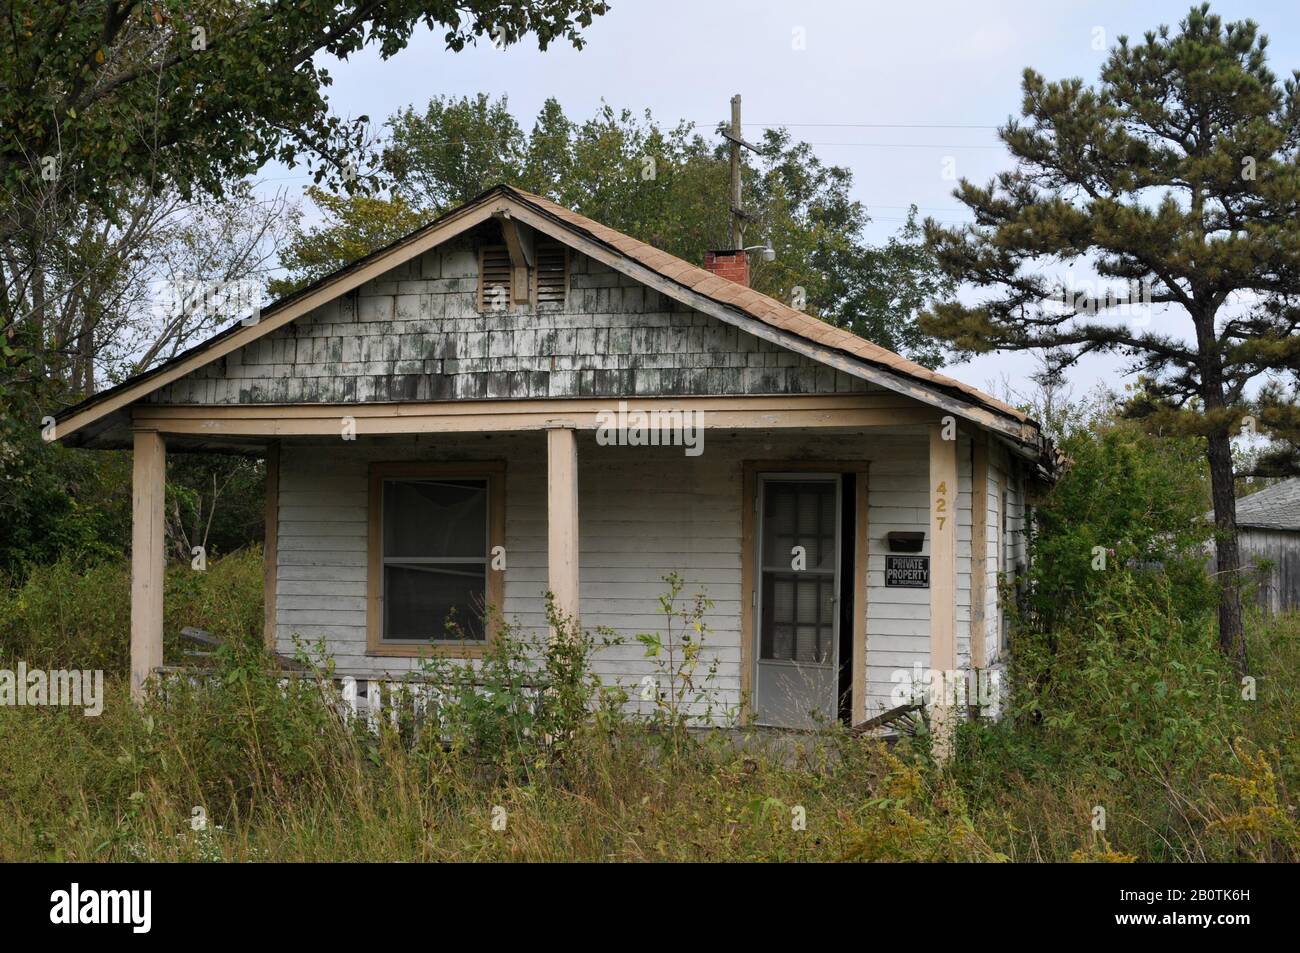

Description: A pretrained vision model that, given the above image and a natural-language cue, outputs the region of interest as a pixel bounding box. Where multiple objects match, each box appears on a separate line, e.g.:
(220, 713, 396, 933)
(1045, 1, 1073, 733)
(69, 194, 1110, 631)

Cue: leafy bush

(942, 401, 1299, 862)
(951, 607, 1284, 863)
(634, 572, 729, 741)
(1012, 573, 1239, 776)
(162, 546, 265, 653)
(0, 548, 264, 675)
(0, 387, 265, 582)
(0, 558, 131, 673)
(411, 596, 620, 772)
(1022, 413, 1218, 642)
(0, 402, 132, 582)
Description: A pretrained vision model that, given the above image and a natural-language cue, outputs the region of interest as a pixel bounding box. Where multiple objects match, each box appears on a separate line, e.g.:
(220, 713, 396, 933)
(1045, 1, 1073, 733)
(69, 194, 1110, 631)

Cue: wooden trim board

(263, 442, 280, 652)
(969, 431, 989, 671)
(853, 471, 869, 725)
(131, 395, 939, 438)
(928, 425, 959, 758)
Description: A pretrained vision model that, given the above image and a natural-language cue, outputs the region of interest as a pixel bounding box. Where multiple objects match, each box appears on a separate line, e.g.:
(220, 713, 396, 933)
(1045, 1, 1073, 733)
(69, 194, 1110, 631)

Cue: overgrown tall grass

(0, 551, 1295, 862)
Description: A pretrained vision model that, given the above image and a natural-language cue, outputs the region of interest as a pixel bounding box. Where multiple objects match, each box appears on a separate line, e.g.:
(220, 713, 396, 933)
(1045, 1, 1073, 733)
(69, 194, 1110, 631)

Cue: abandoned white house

(52, 185, 1054, 731)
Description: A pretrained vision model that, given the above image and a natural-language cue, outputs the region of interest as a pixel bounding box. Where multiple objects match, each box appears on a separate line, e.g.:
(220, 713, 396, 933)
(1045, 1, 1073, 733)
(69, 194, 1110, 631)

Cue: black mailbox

(886, 531, 925, 553)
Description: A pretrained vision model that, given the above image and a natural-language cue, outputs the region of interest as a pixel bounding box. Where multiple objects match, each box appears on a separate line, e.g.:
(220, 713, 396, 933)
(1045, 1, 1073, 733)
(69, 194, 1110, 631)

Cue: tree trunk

(78, 319, 95, 397)
(1206, 430, 1248, 675)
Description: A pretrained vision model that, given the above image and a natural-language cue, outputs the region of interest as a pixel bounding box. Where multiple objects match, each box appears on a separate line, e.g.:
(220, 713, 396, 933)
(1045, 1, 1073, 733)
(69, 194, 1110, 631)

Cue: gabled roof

(53, 184, 1044, 454)
(1232, 478, 1300, 531)
(511, 187, 1029, 423)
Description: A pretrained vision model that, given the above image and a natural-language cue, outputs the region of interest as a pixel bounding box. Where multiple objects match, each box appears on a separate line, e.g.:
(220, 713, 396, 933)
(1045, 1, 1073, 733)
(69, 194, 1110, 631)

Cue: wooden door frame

(741, 460, 869, 725)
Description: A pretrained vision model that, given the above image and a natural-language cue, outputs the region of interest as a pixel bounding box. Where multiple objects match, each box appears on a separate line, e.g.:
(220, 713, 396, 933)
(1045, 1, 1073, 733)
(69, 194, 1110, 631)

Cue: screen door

(753, 475, 841, 727)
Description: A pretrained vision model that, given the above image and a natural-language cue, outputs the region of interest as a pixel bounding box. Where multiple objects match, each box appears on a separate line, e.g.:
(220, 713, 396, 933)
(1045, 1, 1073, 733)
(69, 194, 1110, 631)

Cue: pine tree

(921, 4, 1300, 674)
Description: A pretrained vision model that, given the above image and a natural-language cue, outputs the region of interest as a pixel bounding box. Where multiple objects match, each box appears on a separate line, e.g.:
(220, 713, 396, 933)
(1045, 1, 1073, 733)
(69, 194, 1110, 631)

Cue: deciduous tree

(282, 96, 953, 367)
(1, 0, 609, 395)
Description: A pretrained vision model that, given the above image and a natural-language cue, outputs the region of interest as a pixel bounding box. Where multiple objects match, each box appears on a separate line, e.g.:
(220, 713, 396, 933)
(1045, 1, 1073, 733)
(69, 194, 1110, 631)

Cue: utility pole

(729, 94, 743, 250)
(723, 94, 761, 251)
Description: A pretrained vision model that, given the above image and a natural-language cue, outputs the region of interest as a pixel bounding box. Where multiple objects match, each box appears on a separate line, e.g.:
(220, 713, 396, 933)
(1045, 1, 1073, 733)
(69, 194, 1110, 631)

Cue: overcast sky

(260, 0, 1300, 402)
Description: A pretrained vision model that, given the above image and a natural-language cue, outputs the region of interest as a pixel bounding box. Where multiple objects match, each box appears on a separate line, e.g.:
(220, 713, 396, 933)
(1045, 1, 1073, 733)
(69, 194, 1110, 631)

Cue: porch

(125, 393, 993, 735)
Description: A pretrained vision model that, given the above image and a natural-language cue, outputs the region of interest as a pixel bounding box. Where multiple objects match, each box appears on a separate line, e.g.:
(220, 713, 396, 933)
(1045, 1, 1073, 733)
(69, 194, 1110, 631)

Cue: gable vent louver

(479, 245, 512, 311)
(534, 241, 569, 308)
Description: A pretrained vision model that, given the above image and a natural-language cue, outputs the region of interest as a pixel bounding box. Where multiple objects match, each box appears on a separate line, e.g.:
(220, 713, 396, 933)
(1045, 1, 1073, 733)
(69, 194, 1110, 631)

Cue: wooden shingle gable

(52, 194, 506, 443)
(142, 237, 873, 409)
(52, 184, 1044, 458)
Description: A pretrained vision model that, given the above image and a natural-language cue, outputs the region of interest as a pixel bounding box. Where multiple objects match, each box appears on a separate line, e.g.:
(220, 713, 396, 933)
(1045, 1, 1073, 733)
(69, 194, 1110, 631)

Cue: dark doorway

(837, 472, 856, 724)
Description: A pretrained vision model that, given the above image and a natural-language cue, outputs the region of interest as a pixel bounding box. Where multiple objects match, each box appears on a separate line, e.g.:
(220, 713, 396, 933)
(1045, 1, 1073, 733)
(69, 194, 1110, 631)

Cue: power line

(793, 141, 1005, 149)
(736, 121, 1001, 131)
(322, 120, 1003, 151)
(864, 203, 967, 212)
(251, 138, 1005, 185)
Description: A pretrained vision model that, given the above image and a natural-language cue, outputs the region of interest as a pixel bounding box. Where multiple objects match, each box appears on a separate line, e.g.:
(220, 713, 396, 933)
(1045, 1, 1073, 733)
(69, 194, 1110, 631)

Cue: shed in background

(1232, 478, 1300, 614)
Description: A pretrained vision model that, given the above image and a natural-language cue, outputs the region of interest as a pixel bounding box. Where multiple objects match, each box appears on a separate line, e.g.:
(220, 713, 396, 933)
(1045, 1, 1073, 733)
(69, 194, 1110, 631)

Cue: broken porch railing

(158, 626, 546, 735)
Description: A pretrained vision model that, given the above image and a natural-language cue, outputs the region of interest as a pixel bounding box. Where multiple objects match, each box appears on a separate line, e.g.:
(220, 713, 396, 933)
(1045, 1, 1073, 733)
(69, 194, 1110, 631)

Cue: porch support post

(970, 431, 989, 672)
(546, 425, 580, 624)
(131, 429, 166, 704)
(928, 423, 958, 758)
(263, 442, 280, 651)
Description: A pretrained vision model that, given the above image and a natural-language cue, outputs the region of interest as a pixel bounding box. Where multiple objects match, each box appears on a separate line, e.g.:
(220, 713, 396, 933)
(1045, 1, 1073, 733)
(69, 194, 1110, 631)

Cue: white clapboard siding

(986, 452, 1007, 666)
(863, 441, 930, 719)
(273, 426, 1024, 723)
(983, 440, 1031, 668)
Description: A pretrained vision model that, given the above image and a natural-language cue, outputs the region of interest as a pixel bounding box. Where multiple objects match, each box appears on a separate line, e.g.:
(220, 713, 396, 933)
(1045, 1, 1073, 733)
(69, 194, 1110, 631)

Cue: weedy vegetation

(0, 413, 1296, 862)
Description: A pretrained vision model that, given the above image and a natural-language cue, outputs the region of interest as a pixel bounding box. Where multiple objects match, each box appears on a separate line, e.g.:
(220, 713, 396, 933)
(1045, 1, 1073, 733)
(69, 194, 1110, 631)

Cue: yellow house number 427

(934, 481, 948, 531)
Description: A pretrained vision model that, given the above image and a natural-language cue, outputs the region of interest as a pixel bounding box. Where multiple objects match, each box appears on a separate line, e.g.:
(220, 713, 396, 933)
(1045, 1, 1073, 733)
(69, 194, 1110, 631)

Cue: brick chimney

(703, 249, 749, 287)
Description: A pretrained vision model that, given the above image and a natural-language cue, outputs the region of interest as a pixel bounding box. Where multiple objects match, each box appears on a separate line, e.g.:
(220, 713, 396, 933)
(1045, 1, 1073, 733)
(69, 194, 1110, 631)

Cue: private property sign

(885, 555, 930, 588)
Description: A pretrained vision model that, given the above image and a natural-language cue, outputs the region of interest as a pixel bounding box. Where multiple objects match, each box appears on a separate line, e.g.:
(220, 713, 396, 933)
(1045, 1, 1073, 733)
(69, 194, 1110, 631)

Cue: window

(367, 462, 505, 657)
